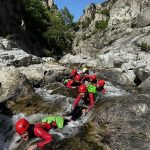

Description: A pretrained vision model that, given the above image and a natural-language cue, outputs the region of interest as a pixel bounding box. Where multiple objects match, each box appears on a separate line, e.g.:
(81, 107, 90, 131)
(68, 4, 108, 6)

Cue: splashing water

(104, 81, 130, 97)
(1, 81, 130, 149)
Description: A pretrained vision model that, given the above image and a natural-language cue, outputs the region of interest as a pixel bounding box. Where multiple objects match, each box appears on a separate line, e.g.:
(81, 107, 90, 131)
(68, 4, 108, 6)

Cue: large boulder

(0, 39, 42, 67)
(18, 62, 66, 87)
(92, 94, 150, 150)
(138, 76, 150, 92)
(0, 67, 33, 103)
(59, 53, 93, 64)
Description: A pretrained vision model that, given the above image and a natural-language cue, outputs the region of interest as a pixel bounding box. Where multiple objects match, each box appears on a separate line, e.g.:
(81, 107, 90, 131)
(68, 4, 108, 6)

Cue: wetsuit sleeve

(73, 94, 81, 108)
(34, 125, 53, 149)
(88, 93, 95, 110)
(81, 75, 90, 83)
(41, 122, 52, 130)
(69, 75, 74, 79)
(66, 80, 74, 88)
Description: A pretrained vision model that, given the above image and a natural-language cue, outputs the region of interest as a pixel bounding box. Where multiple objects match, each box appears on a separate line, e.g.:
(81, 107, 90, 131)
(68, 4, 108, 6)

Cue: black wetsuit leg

(67, 106, 85, 121)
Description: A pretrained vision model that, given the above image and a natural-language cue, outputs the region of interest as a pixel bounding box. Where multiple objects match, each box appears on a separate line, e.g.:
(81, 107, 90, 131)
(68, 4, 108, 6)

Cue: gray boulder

(0, 67, 34, 103)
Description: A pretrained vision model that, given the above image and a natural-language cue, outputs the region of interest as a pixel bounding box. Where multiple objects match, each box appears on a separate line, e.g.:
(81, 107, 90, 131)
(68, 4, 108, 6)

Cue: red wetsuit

(33, 123, 53, 149)
(81, 75, 91, 83)
(66, 79, 81, 88)
(73, 92, 95, 111)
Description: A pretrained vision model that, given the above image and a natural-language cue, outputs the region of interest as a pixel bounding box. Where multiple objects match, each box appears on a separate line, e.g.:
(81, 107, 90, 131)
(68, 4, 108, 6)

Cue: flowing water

(0, 81, 131, 150)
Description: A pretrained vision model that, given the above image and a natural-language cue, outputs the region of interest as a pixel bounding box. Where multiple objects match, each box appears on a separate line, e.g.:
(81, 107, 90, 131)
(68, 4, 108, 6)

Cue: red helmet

(75, 75, 81, 81)
(15, 118, 29, 135)
(90, 75, 97, 81)
(79, 85, 87, 93)
(97, 80, 105, 87)
(71, 69, 77, 76)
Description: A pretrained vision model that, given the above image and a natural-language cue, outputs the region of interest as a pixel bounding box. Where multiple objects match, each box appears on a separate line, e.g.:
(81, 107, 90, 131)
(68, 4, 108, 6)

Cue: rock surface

(92, 94, 150, 150)
(0, 67, 33, 103)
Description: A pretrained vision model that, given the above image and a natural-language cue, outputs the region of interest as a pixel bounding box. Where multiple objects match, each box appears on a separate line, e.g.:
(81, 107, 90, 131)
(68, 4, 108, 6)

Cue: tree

(22, 0, 74, 57)
(60, 7, 74, 26)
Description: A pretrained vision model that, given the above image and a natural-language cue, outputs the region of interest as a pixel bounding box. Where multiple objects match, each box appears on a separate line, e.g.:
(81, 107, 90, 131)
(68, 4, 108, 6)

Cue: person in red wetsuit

(70, 69, 78, 79)
(81, 74, 97, 84)
(66, 74, 82, 88)
(72, 84, 95, 113)
(15, 118, 53, 150)
(96, 80, 106, 94)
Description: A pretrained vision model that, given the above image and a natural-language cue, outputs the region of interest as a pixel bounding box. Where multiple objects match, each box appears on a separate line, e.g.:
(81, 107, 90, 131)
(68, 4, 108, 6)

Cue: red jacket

(33, 123, 52, 149)
(73, 92, 94, 111)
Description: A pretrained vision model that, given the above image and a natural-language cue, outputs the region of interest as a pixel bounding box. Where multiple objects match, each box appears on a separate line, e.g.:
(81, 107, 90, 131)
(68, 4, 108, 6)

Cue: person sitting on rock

(72, 84, 95, 114)
(66, 74, 82, 88)
(15, 118, 53, 150)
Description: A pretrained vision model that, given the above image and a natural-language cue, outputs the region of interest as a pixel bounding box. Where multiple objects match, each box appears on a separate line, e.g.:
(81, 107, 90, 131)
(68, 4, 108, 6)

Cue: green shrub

(95, 19, 109, 30)
(22, 0, 74, 57)
(100, 9, 110, 17)
(140, 42, 150, 52)
(81, 17, 91, 28)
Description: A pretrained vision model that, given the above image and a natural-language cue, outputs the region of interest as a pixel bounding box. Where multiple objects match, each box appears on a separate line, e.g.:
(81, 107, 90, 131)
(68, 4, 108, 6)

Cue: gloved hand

(82, 109, 88, 116)
(102, 89, 106, 94)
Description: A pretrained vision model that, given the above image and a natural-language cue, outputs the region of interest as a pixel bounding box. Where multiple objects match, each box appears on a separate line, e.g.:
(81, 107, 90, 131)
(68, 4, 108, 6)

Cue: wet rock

(47, 82, 78, 98)
(9, 94, 68, 116)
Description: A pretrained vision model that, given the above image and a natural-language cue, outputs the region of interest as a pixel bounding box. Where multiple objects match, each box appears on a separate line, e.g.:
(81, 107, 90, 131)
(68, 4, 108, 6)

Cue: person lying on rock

(15, 110, 85, 150)
(72, 84, 95, 114)
(65, 74, 82, 88)
(62, 69, 79, 84)
(42, 105, 87, 127)
(15, 118, 53, 150)
(96, 80, 106, 94)
(69, 69, 79, 79)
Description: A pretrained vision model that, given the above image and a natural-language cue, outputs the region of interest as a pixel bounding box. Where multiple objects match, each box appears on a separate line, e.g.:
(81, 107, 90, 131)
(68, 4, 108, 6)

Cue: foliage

(72, 22, 80, 32)
(22, 0, 74, 57)
(81, 17, 91, 29)
(140, 42, 150, 52)
(100, 9, 110, 17)
(60, 7, 74, 27)
(95, 19, 109, 30)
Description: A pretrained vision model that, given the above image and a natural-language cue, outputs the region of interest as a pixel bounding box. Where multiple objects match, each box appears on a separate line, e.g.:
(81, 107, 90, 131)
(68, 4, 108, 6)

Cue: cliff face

(109, 0, 150, 28)
(0, 0, 23, 36)
(0, 0, 45, 56)
(72, 0, 150, 57)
